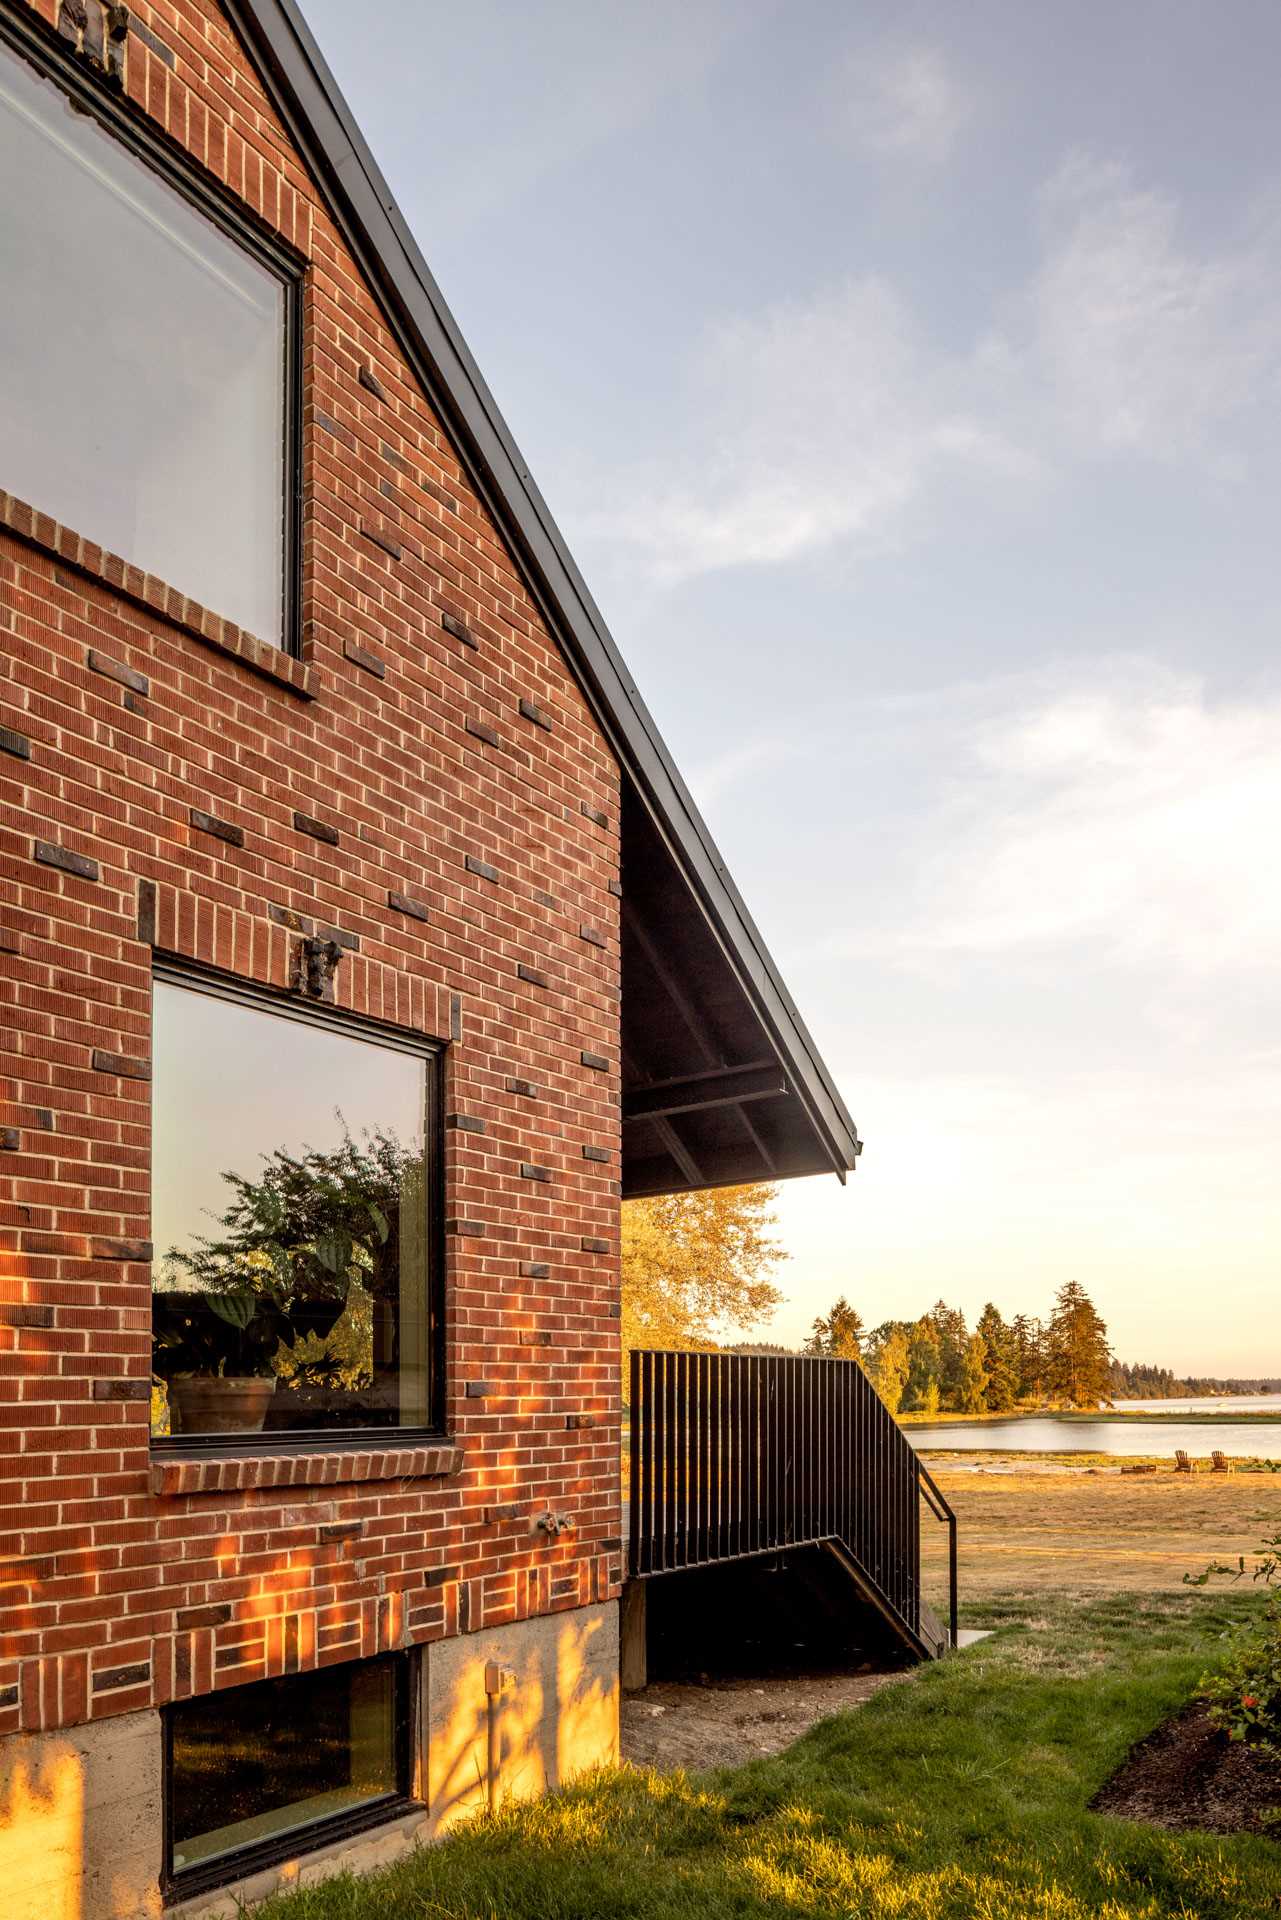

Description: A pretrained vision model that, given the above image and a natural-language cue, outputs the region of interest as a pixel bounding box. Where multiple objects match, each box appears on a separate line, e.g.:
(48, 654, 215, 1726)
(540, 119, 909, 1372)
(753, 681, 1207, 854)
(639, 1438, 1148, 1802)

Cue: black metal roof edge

(226, 0, 861, 1179)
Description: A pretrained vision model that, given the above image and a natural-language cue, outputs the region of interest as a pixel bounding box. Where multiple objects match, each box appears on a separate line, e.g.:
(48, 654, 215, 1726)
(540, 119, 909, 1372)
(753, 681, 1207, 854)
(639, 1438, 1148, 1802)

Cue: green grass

(255, 1591, 1281, 1919)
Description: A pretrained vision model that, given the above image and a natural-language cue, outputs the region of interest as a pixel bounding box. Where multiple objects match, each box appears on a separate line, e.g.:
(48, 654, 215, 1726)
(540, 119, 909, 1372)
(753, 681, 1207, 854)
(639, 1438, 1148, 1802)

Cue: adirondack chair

(1174, 1449, 1194, 1473)
(1210, 1450, 1235, 1474)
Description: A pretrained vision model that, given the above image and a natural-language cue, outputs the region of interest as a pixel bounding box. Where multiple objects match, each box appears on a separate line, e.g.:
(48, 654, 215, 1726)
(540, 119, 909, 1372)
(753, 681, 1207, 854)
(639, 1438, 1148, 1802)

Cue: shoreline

(900, 1407, 1281, 1428)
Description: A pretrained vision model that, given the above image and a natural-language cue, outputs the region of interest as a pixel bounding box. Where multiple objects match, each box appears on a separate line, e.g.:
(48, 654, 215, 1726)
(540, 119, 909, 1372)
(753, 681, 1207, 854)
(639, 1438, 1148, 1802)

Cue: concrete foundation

(0, 1600, 620, 1919)
(0, 1709, 164, 1920)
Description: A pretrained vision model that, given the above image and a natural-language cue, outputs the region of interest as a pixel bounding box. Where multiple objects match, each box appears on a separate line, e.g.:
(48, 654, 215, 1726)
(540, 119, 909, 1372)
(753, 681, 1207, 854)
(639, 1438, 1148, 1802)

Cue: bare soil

(1092, 1704, 1281, 1836)
(620, 1666, 908, 1771)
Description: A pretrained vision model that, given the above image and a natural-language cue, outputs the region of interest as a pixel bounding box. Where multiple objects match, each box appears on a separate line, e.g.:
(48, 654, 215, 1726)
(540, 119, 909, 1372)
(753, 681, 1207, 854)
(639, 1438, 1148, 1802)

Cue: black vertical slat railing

(628, 1348, 958, 1652)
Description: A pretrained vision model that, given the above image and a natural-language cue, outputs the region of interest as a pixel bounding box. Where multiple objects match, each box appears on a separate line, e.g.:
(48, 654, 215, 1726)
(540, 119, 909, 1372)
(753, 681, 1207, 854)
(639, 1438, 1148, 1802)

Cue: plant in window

(153, 1124, 416, 1433)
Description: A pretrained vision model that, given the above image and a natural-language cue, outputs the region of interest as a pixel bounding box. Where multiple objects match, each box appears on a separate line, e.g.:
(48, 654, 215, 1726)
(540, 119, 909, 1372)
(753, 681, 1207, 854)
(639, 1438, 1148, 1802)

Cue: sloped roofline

(225, 0, 862, 1181)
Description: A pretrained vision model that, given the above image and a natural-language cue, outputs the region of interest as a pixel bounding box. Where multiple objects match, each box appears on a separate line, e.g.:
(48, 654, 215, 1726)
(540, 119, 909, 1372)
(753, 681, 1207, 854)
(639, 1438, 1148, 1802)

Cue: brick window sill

(0, 490, 317, 701)
(150, 1442, 461, 1496)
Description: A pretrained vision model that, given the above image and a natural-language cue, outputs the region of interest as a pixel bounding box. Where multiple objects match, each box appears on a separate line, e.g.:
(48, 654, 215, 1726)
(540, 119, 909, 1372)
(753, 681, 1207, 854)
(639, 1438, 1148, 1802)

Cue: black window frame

(0, 6, 304, 658)
(161, 1649, 420, 1902)
(149, 957, 447, 1454)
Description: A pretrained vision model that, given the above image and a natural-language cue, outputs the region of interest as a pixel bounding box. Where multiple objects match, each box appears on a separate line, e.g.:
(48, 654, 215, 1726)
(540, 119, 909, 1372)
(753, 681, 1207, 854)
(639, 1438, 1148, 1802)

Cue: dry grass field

(921, 1453, 1281, 1603)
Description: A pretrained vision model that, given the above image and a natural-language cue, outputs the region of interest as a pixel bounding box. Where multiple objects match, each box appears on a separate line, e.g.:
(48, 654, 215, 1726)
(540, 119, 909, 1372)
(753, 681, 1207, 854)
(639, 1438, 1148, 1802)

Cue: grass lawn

(254, 1589, 1281, 1920)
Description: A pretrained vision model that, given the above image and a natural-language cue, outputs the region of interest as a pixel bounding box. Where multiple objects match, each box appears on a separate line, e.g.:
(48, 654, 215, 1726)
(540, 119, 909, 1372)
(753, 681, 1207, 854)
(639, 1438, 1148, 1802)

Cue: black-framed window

(0, 16, 301, 651)
(165, 1653, 416, 1894)
(150, 965, 443, 1446)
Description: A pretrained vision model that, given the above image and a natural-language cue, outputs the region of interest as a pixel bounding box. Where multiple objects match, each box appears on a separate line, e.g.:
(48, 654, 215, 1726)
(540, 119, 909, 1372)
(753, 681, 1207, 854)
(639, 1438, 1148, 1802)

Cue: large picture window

(0, 28, 297, 646)
(150, 971, 440, 1443)
(166, 1654, 414, 1890)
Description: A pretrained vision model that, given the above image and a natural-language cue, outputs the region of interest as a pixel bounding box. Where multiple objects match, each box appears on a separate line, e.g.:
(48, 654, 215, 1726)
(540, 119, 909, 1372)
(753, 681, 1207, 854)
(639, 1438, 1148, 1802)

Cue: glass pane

(151, 982, 431, 1436)
(0, 42, 284, 642)
(170, 1659, 400, 1874)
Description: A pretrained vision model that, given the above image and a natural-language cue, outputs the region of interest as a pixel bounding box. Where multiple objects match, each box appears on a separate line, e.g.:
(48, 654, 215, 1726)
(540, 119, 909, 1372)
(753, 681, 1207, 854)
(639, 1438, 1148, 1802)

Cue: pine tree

(931, 1299, 969, 1409)
(904, 1316, 942, 1412)
(805, 1295, 864, 1360)
(864, 1321, 911, 1413)
(1045, 1280, 1111, 1407)
(976, 1302, 1018, 1411)
(959, 1330, 990, 1413)
(1010, 1313, 1045, 1404)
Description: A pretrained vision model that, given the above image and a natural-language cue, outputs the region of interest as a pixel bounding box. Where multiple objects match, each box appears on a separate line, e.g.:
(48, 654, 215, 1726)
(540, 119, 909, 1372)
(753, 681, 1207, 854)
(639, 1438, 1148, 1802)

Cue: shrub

(1187, 1529, 1281, 1749)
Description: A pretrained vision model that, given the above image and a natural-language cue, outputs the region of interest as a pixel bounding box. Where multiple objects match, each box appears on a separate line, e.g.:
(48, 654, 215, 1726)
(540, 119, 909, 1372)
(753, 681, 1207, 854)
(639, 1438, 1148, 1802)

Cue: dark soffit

(223, 0, 863, 1188)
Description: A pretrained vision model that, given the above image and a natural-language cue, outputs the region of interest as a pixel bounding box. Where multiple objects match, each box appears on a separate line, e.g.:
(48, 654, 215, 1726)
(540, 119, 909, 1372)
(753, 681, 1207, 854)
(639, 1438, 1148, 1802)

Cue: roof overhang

(225, 0, 863, 1197)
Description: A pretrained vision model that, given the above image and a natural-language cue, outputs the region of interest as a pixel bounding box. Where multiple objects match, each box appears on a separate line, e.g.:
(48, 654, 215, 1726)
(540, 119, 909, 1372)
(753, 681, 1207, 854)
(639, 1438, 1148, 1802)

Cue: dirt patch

(620, 1666, 909, 1771)
(1092, 1704, 1281, 1836)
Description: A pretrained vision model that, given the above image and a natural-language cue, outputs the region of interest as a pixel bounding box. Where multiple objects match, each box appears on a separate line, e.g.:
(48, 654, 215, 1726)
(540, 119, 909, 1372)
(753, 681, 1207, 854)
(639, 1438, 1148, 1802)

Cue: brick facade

(0, 0, 622, 1748)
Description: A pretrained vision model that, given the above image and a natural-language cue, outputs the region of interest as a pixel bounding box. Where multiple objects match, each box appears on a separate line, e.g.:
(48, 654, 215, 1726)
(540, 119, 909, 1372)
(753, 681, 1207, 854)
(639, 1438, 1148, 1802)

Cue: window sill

(0, 489, 316, 701)
(151, 1442, 461, 1496)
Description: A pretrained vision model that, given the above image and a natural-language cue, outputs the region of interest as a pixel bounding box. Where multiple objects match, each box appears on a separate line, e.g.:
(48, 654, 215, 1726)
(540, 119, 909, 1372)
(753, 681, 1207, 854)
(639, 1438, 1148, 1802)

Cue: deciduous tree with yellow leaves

(620, 1183, 785, 1356)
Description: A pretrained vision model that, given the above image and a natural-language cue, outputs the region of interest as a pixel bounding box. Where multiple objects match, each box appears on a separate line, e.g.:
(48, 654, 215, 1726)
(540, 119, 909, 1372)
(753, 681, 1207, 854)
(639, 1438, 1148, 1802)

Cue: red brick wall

(0, 0, 621, 1740)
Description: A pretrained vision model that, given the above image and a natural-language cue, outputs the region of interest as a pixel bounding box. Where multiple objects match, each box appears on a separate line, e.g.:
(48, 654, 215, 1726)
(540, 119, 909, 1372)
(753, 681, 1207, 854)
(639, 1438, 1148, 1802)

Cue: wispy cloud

(839, 43, 973, 165)
(574, 154, 1281, 584)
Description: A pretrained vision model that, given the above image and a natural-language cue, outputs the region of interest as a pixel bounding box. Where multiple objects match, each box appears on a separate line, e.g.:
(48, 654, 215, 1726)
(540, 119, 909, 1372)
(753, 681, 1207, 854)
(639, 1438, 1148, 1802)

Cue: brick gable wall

(0, 0, 622, 1741)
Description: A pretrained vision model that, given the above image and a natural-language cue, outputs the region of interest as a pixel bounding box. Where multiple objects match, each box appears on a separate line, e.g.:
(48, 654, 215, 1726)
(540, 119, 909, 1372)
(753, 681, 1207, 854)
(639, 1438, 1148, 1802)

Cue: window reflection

(169, 1657, 403, 1874)
(151, 979, 432, 1438)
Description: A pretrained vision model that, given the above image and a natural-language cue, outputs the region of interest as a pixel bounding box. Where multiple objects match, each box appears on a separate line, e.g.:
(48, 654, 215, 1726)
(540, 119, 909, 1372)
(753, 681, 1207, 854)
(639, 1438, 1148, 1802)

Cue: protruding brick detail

(358, 364, 388, 401)
(0, 1127, 18, 1151)
(92, 1661, 151, 1694)
(0, 725, 31, 759)
(465, 716, 500, 748)
(176, 1603, 234, 1631)
(441, 609, 477, 648)
(92, 1379, 149, 1402)
(520, 1330, 553, 1347)
(465, 854, 499, 883)
(565, 1414, 596, 1430)
(608, 879, 623, 899)
(520, 1163, 552, 1183)
(446, 1218, 486, 1237)
(360, 520, 402, 561)
(343, 635, 387, 678)
(319, 1520, 365, 1542)
(387, 889, 430, 921)
(1, 1303, 54, 1328)
(581, 1237, 611, 1255)
(506, 1077, 539, 1098)
(91, 1048, 150, 1080)
(465, 1381, 494, 1398)
(34, 840, 99, 882)
(189, 807, 244, 847)
(518, 696, 553, 732)
(582, 1144, 610, 1163)
(483, 1504, 524, 1523)
(450, 993, 464, 1041)
(520, 1261, 550, 1280)
(532, 888, 556, 910)
(293, 809, 339, 845)
(88, 649, 149, 696)
(420, 1564, 461, 1588)
(517, 963, 549, 989)
(581, 800, 610, 829)
(580, 924, 606, 947)
(137, 877, 157, 945)
(446, 1114, 486, 1134)
(581, 1050, 610, 1072)
(33, 1108, 54, 1130)
(149, 1445, 462, 1497)
(91, 1237, 153, 1262)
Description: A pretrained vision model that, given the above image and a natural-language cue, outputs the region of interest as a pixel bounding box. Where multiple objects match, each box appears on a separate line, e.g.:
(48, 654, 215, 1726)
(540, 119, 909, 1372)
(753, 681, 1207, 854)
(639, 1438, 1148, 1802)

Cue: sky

(304, 0, 1281, 1376)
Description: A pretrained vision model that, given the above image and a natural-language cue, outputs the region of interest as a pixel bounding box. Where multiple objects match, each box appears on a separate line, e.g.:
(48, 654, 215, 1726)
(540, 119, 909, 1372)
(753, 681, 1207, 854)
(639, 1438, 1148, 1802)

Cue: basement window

(165, 1654, 416, 1892)
(0, 27, 299, 648)
(150, 967, 442, 1444)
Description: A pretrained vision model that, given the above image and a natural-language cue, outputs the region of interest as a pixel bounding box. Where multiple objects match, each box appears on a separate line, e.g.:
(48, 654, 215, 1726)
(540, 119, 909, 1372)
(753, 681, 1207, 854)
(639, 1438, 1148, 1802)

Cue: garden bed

(1093, 1702, 1281, 1836)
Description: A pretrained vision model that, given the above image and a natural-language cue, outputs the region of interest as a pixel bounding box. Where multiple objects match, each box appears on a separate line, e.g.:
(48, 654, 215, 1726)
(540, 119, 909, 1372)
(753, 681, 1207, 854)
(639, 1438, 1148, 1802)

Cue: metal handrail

(916, 1457, 958, 1649)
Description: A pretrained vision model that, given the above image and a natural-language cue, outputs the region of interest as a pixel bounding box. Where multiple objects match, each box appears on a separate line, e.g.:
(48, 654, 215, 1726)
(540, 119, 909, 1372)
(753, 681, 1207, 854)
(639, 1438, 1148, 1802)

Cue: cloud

(839, 44, 973, 165)
(573, 154, 1281, 584)
(825, 661, 1281, 979)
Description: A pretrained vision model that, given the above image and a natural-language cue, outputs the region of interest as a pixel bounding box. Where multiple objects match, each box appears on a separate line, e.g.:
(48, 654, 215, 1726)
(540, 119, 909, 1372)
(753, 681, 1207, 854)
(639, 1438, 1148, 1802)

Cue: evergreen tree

(959, 1330, 990, 1413)
(976, 1302, 1018, 1411)
(1045, 1280, 1111, 1407)
(864, 1321, 911, 1413)
(1011, 1313, 1045, 1403)
(805, 1295, 864, 1360)
(931, 1299, 969, 1409)
(904, 1315, 942, 1412)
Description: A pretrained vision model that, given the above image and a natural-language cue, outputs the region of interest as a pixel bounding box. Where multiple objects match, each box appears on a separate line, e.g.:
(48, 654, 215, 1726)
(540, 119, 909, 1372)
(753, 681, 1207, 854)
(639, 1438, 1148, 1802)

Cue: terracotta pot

(169, 1375, 277, 1435)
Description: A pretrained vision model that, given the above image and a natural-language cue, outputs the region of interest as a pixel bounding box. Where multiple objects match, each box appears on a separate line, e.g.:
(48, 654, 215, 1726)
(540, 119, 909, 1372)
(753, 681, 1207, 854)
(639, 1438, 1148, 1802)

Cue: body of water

(909, 1393, 1281, 1460)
